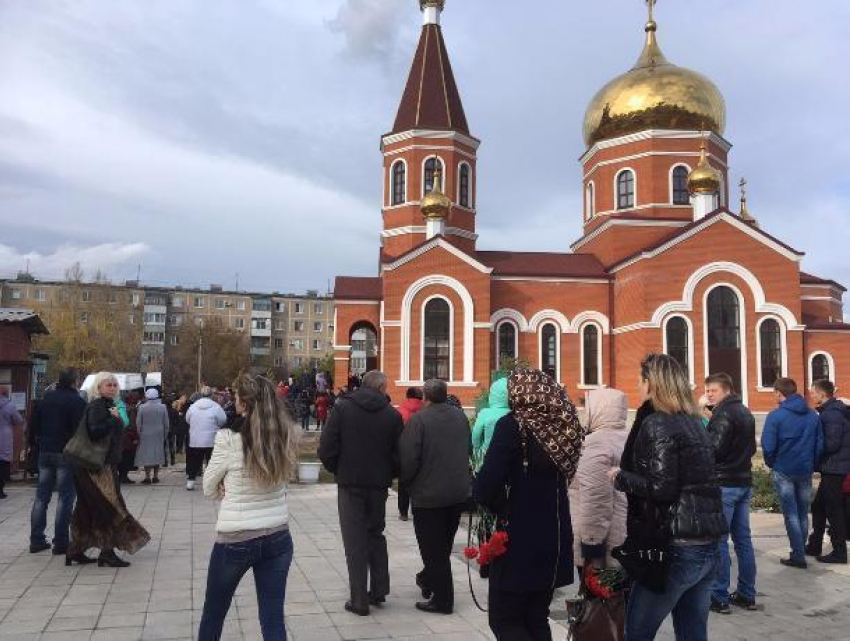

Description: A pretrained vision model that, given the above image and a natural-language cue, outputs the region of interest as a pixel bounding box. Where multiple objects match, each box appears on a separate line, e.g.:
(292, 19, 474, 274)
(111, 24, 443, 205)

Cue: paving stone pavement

(1, 468, 848, 640)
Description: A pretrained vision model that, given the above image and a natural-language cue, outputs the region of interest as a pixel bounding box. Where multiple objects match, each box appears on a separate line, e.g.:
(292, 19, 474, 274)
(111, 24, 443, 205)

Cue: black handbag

(63, 405, 110, 471)
(612, 538, 670, 593)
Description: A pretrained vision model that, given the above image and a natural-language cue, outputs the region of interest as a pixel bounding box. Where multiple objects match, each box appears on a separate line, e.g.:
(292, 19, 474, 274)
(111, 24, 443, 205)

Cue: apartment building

(0, 273, 334, 377)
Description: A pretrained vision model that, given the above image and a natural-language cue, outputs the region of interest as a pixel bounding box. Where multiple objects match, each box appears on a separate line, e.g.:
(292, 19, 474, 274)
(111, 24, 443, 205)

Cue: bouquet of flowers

(584, 567, 628, 599)
(464, 529, 509, 567)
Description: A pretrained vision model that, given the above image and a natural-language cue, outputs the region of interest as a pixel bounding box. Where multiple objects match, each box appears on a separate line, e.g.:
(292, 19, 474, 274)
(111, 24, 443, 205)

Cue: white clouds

(327, 0, 408, 63)
(0, 242, 150, 281)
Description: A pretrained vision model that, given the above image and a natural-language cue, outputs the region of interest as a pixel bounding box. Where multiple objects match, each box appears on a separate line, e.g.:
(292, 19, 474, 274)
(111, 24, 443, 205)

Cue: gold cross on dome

(646, 0, 657, 22)
(739, 177, 748, 200)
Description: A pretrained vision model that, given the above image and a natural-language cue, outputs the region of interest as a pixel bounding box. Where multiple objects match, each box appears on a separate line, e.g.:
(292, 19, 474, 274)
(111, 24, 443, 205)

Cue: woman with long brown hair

(199, 374, 299, 640)
(608, 354, 727, 641)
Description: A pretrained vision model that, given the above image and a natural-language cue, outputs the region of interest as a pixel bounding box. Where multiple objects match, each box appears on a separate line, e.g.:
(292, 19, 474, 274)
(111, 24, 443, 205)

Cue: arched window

(707, 286, 742, 392)
(391, 161, 406, 206)
(540, 323, 558, 379)
(812, 354, 831, 382)
(497, 322, 517, 366)
(582, 324, 600, 386)
(423, 298, 450, 380)
(424, 157, 444, 195)
(586, 182, 595, 221)
(759, 319, 783, 387)
(617, 170, 635, 210)
(665, 316, 690, 378)
(459, 163, 471, 208)
(672, 166, 690, 205)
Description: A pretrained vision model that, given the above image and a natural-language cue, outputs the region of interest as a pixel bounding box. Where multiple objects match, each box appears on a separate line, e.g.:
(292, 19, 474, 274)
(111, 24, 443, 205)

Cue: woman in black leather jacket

(608, 354, 726, 641)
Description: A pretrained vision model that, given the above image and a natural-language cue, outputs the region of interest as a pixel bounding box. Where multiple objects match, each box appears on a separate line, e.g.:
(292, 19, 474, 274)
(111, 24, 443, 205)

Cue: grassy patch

(751, 467, 780, 512)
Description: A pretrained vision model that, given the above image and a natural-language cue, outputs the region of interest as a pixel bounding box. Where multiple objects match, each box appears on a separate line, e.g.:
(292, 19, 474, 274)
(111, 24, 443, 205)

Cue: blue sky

(1, 0, 849, 296)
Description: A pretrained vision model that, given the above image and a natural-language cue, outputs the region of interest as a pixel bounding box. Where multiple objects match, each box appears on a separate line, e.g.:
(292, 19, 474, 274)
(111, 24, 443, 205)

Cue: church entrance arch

(706, 285, 743, 392)
(349, 321, 379, 376)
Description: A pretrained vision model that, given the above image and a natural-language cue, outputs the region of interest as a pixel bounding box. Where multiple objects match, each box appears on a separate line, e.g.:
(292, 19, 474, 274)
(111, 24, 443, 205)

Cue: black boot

(805, 536, 822, 557)
(98, 549, 131, 568)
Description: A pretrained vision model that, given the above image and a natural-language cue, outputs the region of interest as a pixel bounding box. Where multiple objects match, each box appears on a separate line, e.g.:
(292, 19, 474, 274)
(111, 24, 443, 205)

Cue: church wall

(577, 224, 686, 269)
(804, 332, 850, 393)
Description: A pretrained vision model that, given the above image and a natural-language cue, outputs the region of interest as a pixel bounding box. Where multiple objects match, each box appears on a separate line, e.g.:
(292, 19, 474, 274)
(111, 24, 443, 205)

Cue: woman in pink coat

(571, 388, 629, 569)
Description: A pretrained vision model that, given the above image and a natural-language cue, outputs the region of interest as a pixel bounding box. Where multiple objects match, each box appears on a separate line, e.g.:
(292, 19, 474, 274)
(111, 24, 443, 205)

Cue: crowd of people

(5, 354, 850, 640)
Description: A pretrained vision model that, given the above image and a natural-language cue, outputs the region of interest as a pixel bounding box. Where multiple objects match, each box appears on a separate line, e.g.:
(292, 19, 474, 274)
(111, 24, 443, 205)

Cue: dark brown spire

(391, 23, 469, 135)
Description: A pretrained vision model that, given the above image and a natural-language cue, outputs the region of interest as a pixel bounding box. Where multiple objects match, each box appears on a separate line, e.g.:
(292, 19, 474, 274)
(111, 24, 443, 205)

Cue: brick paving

(1, 468, 848, 640)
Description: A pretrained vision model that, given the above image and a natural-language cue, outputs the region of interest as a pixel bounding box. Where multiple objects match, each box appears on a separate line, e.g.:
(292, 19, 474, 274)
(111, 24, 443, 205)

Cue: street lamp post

(197, 319, 204, 390)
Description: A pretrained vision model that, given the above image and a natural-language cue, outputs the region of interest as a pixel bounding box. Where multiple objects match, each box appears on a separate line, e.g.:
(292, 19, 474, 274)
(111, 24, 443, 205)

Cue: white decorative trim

(473, 322, 493, 329)
(662, 314, 696, 387)
(384, 144, 478, 161)
(334, 357, 350, 361)
(800, 296, 837, 301)
(584, 151, 726, 181)
(702, 283, 749, 406)
(381, 129, 481, 151)
(538, 322, 562, 383)
(808, 351, 836, 385)
(381, 225, 479, 241)
(333, 308, 338, 346)
(614, 167, 637, 211)
(401, 275, 474, 383)
(610, 213, 804, 272)
(395, 381, 480, 388)
(578, 322, 604, 387)
(755, 315, 788, 389)
(490, 308, 530, 332)
(579, 203, 692, 223)
(333, 344, 352, 351)
(585, 180, 595, 222)
(382, 236, 492, 274)
(381, 320, 402, 328)
(420, 295, 454, 382)
(379, 302, 386, 372)
(388, 158, 408, 207)
(669, 163, 693, 205)
(570, 311, 610, 334)
(528, 309, 570, 333)
(495, 320, 520, 366)
(572, 218, 690, 251)
(492, 276, 610, 284)
(580, 130, 733, 164)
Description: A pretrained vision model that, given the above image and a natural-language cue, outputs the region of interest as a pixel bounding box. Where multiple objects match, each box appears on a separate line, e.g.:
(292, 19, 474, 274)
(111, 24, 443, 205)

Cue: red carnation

(585, 570, 613, 599)
(463, 547, 479, 560)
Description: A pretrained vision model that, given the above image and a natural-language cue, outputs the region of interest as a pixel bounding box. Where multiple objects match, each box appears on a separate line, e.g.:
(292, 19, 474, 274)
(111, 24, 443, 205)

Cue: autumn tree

(163, 319, 250, 394)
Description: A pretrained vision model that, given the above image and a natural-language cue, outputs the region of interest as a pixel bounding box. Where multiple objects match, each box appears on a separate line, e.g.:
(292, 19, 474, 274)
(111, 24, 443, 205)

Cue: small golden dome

(421, 167, 451, 220)
(420, 0, 445, 10)
(688, 139, 722, 195)
(583, 14, 726, 147)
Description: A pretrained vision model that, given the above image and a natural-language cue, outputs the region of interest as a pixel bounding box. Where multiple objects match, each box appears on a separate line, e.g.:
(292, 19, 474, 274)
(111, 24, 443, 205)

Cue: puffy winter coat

(616, 410, 727, 543)
(471, 378, 510, 467)
(818, 398, 850, 475)
(571, 388, 629, 565)
(706, 394, 757, 487)
(761, 394, 824, 477)
(398, 397, 424, 424)
(186, 397, 227, 448)
(203, 425, 288, 533)
(0, 396, 24, 462)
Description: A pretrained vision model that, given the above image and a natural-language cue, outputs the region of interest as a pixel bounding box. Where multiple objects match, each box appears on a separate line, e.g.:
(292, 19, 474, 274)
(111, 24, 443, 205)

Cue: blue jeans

(712, 486, 757, 603)
(772, 471, 812, 563)
(626, 543, 718, 641)
(199, 529, 294, 641)
(30, 452, 76, 549)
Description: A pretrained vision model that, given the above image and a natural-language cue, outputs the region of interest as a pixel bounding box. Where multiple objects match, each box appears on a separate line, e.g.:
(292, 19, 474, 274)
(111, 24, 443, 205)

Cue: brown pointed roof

(392, 24, 469, 135)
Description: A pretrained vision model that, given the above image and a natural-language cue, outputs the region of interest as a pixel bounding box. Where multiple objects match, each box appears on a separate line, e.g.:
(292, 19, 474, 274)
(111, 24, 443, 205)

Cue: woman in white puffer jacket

(199, 375, 298, 641)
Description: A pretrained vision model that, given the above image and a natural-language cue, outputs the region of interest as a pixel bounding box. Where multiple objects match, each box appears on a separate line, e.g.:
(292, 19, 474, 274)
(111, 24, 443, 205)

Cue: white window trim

(578, 322, 604, 389)
(389, 158, 408, 206)
(585, 180, 596, 221)
(420, 294, 454, 382)
(421, 156, 445, 198)
(702, 283, 749, 405)
(538, 322, 561, 383)
(457, 161, 473, 209)
(495, 320, 520, 367)
(614, 167, 637, 211)
(755, 315, 788, 391)
(669, 163, 693, 205)
(808, 351, 836, 386)
(662, 314, 696, 388)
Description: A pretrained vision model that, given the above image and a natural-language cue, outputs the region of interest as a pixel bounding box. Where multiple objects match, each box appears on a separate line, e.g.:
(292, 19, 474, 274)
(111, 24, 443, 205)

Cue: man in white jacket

(185, 387, 227, 490)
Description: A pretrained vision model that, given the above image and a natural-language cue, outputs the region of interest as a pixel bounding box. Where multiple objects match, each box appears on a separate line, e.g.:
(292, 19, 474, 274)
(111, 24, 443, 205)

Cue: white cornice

(381, 129, 481, 151)
(380, 226, 478, 241)
(381, 236, 492, 274)
(609, 213, 803, 273)
(580, 130, 733, 165)
(571, 218, 690, 251)
(491, 276, 609, 284)
(384, 144, 477, 161)
(583, 150, 728, 180)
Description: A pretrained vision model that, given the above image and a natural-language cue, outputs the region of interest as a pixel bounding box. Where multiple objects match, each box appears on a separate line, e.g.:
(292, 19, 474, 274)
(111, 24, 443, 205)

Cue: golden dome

(421, 167, 451, 220)
(688, 139, 722, 195)
(583, 16, 726, 147)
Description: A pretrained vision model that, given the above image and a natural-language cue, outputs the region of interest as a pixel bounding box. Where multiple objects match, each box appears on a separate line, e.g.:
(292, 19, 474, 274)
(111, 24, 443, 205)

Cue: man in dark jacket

(761, 377, 824, 569)
(400, 379, 470, 615)
(704, 373, 758, 613)
(28, 368, 86, 555)
(808, 379, 850, 563)
(318, 370, 403, 616)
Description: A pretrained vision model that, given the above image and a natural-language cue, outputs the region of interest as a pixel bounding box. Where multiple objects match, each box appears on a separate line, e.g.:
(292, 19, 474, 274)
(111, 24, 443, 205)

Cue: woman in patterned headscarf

(474, 369, 585, 640)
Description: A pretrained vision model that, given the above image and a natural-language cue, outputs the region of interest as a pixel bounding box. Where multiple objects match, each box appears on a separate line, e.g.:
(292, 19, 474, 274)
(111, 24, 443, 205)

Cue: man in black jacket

(705, 373, 758, 614)
(808, 379, 850, 564)
(400, 379, 471, 615)
(28, 368, 86, 556)
(318, 370, 404, 616)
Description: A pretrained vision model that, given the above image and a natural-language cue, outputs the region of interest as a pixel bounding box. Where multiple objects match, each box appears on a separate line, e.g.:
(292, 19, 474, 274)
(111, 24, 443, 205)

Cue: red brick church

(333, 0, 849, 413)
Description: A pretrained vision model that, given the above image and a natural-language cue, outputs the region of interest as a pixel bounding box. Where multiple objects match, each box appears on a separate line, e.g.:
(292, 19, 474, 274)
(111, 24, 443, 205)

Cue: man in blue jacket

(761, 377, 824, 569)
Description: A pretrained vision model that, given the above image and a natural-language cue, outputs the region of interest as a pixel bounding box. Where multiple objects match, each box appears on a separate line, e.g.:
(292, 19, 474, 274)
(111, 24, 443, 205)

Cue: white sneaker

(186, 480, 195, 491)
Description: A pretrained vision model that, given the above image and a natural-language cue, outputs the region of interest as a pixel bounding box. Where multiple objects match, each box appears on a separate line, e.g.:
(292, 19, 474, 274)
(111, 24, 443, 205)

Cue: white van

(145, 372, 162, 389)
